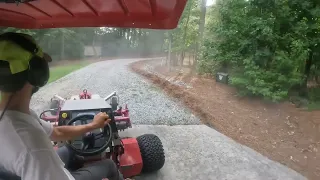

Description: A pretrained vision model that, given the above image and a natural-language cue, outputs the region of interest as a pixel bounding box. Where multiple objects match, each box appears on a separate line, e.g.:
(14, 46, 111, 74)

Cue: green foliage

(201, 0, 320, 102)
(0, 27, 166, 60)
(0, 0, 203, 66)
(307, 102, 320, 111)
(1, 0, 319, 106)
(308, 87, 320, 102)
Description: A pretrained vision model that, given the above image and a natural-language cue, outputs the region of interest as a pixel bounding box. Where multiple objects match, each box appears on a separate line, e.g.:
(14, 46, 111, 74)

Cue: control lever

(104, 91, 117, 101)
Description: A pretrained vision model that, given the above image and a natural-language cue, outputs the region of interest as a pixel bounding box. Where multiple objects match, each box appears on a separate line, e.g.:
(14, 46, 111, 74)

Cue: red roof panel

(0, 0, 187, 29)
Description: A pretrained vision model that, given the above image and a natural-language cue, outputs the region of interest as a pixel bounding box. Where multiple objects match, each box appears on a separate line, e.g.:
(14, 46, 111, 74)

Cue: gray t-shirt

(0, 110, 74, 180)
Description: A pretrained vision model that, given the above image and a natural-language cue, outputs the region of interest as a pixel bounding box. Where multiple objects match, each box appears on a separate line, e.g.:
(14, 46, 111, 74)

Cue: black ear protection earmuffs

(0, 32, 49, 91)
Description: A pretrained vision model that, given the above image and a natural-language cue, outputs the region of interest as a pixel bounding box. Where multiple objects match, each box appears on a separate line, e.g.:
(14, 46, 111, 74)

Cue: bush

(200, 0, 319, 102)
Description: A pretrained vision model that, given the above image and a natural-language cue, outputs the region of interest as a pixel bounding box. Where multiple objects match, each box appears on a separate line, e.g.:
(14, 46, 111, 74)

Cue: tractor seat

(0, 167, 21, 180)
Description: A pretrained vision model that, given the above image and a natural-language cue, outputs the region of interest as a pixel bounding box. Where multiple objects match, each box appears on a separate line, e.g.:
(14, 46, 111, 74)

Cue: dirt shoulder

(130, 59, 320, 180)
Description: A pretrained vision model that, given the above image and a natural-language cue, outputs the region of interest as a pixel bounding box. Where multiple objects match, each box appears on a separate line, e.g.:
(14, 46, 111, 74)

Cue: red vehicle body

(0, 0, 187, 179)
(53, 138, 144, 178)
(0, 0, 187, 29)
(79, 89, 92, 99)
(40, 90, 132, 131)
(40, 90, 149, 179)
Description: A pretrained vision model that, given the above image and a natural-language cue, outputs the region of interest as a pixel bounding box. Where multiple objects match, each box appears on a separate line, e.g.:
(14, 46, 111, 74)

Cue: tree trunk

(168, 33, 172, 69)
(143, 31, 148, 57)
(160, 32, 166, 54)
(300, 50, 313, 97)
(180, 52, 185, 66)
(180, 1, 193, 67)
(194, 0, 207, 71)
(92, 33, 98, 58)
(60, 31, 65, 61)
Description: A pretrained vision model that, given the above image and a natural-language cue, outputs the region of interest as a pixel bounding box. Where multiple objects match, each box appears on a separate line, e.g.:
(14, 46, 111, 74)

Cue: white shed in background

(84, 46, 102, 57)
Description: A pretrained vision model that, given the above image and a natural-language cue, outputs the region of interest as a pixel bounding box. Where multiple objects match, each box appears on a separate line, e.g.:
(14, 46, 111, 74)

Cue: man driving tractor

(0, 32, 131, 180)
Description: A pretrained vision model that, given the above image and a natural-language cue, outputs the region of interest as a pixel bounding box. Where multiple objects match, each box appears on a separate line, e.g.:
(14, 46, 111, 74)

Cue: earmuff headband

(0, 32, 39, 54)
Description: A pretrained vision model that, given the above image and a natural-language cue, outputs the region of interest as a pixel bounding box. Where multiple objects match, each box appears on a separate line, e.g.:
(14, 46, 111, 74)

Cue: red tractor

(39, 90, 164, 178)
(0, 0, 187, 179)
(40, 90, 131, 131)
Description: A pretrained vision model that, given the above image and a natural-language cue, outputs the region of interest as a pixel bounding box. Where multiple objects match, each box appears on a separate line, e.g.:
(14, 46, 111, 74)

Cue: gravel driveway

(31, 58, 306, 180)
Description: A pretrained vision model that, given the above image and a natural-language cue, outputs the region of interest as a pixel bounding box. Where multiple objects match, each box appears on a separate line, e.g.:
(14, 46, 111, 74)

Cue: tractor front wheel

(136, 134, 165, 173)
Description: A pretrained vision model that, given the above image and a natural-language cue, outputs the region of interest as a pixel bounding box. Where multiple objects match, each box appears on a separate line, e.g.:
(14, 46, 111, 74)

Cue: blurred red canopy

(0, 0, 187, 29)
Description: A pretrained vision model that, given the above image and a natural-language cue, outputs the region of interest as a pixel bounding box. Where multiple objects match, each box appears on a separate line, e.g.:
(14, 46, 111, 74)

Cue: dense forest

(201, 0, 320, 105)
(1, 0, 319, 106)
(0, 27, 167, 60)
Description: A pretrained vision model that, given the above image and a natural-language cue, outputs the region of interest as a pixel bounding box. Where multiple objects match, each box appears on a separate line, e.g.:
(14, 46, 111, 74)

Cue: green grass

(48, 62, 89, 83)
(307, 87, 320, 110)
(307, 102, 320, 111)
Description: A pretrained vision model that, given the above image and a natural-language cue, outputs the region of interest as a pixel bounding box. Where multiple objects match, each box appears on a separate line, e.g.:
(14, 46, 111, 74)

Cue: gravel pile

(143, 63, 193, 89)
(31, 58, 200, 125)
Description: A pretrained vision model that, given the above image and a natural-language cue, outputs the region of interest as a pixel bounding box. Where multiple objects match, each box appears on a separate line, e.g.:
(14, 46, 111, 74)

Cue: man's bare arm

(50, 112, 110, 142)
(50, 124, 96, 142)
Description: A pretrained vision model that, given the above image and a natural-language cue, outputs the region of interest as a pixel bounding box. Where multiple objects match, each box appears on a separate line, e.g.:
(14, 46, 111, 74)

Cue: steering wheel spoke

(81, 142, 89, 150)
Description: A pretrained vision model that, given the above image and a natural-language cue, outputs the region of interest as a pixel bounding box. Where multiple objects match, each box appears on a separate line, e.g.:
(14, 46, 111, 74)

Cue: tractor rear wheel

(136, 134, 165, 173)
(50, 100, 60, 116)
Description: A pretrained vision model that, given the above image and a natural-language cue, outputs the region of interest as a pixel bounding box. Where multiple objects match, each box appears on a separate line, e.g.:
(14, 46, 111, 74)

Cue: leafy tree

(201, 0, 320, 102)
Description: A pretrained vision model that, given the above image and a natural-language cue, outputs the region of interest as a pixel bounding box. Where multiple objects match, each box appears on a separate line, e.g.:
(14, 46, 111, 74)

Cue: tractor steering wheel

(65, 114, 112, 156)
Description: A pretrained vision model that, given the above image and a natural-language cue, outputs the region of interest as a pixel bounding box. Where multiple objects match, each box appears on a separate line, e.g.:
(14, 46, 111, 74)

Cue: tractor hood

(0, 0, 187, 29)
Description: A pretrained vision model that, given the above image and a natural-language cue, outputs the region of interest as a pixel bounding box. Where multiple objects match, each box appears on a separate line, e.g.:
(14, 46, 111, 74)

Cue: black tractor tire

(136, 134, 165, 173)
(50, 100, 60, 116)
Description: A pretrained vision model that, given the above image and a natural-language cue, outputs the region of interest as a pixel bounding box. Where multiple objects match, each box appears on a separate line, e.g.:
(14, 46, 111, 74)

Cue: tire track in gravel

(31, 58, 200, 126)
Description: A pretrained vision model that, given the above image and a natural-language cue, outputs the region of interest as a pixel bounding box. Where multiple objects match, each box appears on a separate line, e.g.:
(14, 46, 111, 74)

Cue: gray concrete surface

(121, 125, 305, 180)
(30, 58, 306, 180)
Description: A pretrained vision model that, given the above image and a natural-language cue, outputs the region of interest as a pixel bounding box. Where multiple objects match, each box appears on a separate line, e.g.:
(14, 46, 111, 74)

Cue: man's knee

(91, 159, 120, 180)
(93, 159, 117, 172)
(101, 159, 117, 167)
(72, 159, 123, 180)
(56, 146, 71, 166)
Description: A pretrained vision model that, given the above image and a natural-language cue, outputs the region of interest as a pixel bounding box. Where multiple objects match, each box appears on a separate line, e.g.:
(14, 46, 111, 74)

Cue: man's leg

(56, 146, 84, 170)
(71, 159, 124, 180)
(56, 146, 125, 180)
(56, 146, 72, 168)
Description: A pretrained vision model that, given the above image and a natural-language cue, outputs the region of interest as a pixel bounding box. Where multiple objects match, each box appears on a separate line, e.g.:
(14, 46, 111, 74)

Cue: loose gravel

(30, 58, 306, 180)
(31, 58, 200, 126)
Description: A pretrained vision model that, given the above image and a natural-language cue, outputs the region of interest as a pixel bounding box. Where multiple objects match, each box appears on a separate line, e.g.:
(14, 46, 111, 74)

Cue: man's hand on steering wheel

(90, 112, 111, 129)
(50, 112, 111, 142)
(64, 113, 113, 156)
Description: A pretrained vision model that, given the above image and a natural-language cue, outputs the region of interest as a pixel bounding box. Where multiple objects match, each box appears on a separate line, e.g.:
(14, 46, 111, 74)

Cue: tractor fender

(119, 138, 143, 178)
